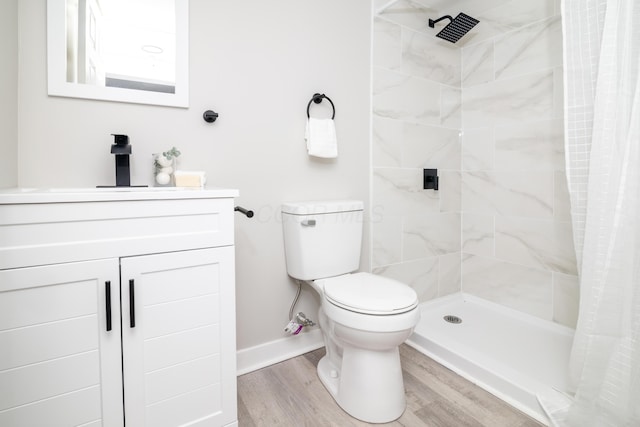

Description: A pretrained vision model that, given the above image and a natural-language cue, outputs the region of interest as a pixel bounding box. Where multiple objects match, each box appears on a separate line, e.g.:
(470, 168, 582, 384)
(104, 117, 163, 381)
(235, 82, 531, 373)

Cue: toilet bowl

(310, 273, 420, 423)
(281, 201, 420, 423)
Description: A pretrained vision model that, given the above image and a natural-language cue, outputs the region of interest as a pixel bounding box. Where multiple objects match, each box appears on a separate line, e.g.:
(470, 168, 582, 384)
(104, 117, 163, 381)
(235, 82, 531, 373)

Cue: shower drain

(443, 315, 462, 324)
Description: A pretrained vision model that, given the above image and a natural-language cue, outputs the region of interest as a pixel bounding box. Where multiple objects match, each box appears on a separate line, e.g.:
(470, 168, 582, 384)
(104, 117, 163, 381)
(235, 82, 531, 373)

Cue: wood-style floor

(237, 344, 545, 427)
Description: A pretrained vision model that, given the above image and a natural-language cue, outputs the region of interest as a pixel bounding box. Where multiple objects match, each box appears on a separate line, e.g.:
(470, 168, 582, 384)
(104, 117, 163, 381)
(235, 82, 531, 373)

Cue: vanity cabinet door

(120, 246, 237, 427)
(0, 259, 124, 427)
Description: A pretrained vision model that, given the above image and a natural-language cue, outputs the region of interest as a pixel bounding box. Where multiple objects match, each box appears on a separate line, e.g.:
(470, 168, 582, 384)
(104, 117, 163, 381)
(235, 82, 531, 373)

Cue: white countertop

(0, 187, 239, 204)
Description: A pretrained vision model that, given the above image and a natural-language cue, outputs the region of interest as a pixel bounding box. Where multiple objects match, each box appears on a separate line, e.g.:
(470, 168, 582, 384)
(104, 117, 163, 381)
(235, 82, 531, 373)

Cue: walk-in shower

(373, 1, 572, 425)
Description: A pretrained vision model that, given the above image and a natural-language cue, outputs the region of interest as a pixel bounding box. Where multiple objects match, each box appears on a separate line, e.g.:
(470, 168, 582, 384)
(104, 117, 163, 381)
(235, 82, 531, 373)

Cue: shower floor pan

(406, 293, 574, 426)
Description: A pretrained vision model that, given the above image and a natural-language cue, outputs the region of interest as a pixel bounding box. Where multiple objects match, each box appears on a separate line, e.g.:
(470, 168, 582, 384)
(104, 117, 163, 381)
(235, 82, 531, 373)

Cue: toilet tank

(282, 200, 364, 281)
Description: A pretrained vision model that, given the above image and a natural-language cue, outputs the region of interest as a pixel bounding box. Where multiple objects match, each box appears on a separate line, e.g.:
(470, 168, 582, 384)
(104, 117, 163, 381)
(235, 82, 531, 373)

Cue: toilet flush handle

(301, 218, 316, 227)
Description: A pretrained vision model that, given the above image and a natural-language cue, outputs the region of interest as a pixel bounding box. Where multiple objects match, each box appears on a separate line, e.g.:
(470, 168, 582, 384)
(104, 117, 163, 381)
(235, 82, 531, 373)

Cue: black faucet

(111, 134, 131, 187)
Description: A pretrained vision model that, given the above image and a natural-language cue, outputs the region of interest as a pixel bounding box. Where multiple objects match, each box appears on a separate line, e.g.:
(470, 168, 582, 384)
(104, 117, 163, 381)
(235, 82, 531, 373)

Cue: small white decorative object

(153, 147, 181, 186)
(155, 172, 171, 185)
(156, 155, 173, 168)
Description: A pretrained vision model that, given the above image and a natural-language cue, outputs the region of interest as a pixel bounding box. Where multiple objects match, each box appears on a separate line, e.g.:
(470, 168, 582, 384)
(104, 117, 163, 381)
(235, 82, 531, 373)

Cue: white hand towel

(305, 118, 338, 158)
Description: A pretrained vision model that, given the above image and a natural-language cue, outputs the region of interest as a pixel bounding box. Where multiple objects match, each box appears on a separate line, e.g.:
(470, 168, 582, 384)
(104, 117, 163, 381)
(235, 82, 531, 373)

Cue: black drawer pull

(129, 279, 136, 328)
(105, 281, 112, 332)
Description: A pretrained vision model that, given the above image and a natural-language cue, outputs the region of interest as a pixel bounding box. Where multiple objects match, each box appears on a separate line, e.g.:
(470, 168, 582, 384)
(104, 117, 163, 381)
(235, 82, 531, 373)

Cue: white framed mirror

(47, 0, 189, 108)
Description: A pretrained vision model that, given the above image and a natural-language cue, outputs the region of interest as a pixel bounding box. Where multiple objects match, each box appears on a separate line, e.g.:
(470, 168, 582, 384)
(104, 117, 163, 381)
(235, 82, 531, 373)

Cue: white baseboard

(236, 328, 325, 376)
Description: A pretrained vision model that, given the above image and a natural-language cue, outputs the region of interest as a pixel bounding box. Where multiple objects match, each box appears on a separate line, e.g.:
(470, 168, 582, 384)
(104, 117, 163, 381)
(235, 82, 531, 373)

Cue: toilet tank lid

(281, 200, 363, 215)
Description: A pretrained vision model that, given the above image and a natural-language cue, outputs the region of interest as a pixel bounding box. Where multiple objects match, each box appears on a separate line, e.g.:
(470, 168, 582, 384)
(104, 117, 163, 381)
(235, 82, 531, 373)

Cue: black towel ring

(307, 93, 335, 120)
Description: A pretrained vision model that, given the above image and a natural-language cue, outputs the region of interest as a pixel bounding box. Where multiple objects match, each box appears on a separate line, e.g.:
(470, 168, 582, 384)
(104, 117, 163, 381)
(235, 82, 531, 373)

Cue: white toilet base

(317, 345, 406, 423)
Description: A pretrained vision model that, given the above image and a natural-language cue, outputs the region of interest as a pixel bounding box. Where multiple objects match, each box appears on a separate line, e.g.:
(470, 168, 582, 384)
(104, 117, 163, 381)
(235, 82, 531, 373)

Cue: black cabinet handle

(129, 279, 136, 328)
(105, 281, 112, 332)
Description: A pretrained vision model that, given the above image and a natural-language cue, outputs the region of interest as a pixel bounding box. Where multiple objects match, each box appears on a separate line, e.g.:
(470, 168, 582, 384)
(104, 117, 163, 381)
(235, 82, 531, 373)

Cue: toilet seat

(322, 272, 418, 315)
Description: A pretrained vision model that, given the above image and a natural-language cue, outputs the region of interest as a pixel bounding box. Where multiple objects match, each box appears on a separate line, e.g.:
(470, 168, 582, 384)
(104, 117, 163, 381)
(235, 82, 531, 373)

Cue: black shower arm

(428, 15, 454, 28)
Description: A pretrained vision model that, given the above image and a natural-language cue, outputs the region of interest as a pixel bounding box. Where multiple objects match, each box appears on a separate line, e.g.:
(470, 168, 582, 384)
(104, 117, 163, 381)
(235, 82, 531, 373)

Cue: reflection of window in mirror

(65, 0, 176, 94)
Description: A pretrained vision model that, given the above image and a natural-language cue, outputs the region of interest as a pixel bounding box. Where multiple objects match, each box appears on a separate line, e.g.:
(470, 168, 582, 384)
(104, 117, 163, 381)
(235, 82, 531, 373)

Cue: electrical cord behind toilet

(284, 280, 315, 335)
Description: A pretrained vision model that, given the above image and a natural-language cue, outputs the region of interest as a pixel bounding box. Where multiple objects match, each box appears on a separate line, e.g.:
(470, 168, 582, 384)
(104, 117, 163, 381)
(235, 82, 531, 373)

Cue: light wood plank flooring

(237, 344, 545, 427)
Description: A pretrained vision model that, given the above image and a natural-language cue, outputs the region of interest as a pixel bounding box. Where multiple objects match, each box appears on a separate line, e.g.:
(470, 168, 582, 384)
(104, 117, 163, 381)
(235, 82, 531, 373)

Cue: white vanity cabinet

(0, 189, 239, 427)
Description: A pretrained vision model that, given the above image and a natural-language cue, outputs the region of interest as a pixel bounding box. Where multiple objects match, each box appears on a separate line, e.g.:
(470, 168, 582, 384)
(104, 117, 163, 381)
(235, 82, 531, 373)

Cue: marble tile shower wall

(371, 0, 578, 329)
(371, 4, 463, 303)
(460, 5, 579, 328)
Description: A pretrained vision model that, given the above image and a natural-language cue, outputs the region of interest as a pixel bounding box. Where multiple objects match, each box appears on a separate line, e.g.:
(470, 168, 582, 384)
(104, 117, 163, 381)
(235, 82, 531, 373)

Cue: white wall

(0, 0, 18, 188)
(16, 0, 372, 352)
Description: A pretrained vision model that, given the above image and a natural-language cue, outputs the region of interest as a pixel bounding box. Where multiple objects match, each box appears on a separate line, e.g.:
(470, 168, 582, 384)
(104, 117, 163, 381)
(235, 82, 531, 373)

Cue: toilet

(281, 200, 420, 423)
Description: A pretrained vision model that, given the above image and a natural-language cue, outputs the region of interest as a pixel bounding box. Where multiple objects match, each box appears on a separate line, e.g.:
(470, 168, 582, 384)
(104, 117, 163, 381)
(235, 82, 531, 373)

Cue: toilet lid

(322, 272, 418, 315)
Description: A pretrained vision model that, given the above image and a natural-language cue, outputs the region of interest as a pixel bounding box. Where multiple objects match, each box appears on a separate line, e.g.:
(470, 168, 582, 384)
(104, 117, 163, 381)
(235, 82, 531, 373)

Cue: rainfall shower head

(428, 13, 479, 43)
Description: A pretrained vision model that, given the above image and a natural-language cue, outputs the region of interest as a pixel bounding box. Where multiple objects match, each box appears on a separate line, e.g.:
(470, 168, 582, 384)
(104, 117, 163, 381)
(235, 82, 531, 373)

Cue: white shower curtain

(540, 0, 640, 425)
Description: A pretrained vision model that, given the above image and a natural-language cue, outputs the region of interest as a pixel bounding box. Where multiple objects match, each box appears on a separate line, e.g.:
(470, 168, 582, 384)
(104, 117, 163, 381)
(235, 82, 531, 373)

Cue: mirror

(47, 0, 189, 107)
